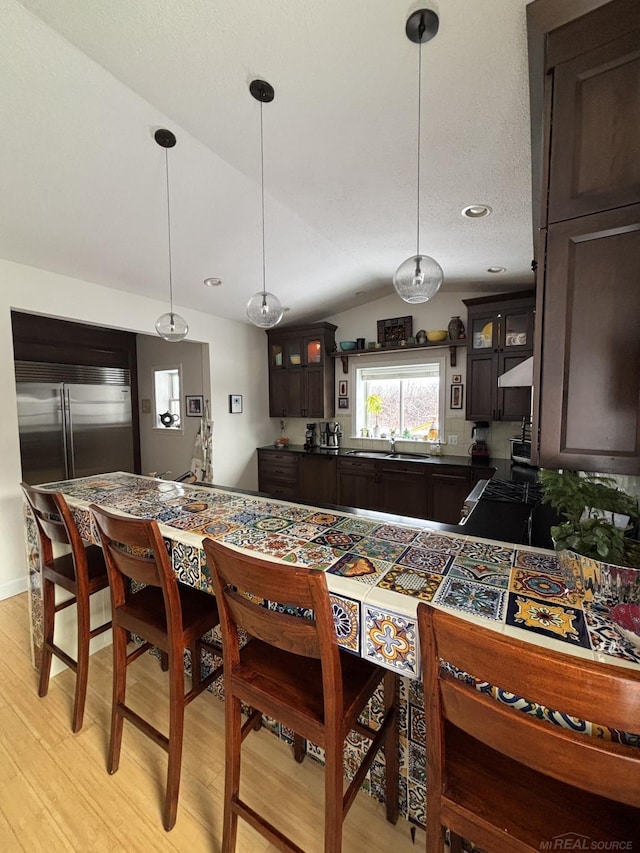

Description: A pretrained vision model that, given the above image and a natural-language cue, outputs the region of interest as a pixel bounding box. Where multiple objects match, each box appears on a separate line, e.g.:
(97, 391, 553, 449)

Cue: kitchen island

(23, 472, 640, 828)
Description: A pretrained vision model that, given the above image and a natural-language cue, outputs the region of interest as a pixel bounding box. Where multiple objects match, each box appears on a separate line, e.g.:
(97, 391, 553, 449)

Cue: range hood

(498, 356, 534, 387)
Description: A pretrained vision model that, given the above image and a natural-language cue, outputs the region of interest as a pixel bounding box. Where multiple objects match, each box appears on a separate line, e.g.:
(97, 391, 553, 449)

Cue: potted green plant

(366, 394, 383, 438)
(539, 470, 640, 599)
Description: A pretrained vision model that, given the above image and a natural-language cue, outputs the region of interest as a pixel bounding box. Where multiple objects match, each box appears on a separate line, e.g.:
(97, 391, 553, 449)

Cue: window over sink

(355, 357, 445, 440)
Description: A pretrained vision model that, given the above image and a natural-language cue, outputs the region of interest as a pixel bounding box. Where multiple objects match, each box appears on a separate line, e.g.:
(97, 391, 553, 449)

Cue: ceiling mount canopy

(246, 79, 284, 329)
(393, 9, 444, 305)
(154, 128, 189, 342)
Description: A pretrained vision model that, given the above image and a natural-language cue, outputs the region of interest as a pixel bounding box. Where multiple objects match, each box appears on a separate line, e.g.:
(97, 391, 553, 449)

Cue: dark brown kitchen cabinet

(463, 292, 535, 422)
(298, 453, 337, 506)
(266, 323, 336, 419)
(377, 461, 428, 519)
(427, 467, 472, 525)
(528, 0, 640, 474)
(336, 457, 378, 512)
(257, 449, 299, 500)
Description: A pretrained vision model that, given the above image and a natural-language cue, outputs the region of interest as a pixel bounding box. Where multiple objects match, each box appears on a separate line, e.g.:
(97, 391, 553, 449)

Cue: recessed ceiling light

(462, 205, 492, 218)
(487, 266, 506, 274)
(203, 277, 222, 287)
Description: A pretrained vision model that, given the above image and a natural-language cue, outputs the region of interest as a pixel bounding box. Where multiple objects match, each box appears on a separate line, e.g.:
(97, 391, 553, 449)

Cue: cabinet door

(468, 311, 497, 353)
(501, 308, 534, 351)
(298, 454, 337, 505)
(337, 460, 378, 511)
(539, 204, 640, 473)
(303, 366, 325, 418)
(549, 28, 640, 222)
(428, 468, 471, 525)
(378, 465, 428, 519)
(269, 370, 289, 418)
(466, 354, 497, 421)
(497, 353, 533, 422)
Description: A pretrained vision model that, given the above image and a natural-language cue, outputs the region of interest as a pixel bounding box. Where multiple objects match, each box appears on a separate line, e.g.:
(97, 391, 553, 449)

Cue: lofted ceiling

(3, 0, 535, 326)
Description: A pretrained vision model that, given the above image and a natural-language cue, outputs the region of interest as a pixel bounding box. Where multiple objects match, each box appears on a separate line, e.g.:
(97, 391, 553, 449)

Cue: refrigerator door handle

(63, 386, 74, 479)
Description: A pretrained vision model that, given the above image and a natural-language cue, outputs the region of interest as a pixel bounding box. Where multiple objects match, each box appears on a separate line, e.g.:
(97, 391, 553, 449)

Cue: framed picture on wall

(450, 384, 464, 410)
(338, 379, 348, 396)
(229, 394, 243, 414)
(452, 374, 462, 384)
(338, 397, 349, 409)
(185, 395, 204, 417)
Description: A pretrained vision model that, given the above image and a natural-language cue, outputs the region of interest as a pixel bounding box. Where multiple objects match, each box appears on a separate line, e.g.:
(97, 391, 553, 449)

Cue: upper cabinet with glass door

(270, 334, 325, 370)
(466, 293, 535, 355)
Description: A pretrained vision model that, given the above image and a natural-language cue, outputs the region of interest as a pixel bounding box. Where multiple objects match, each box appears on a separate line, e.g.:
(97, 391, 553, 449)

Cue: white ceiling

(3, 0, 535, 326)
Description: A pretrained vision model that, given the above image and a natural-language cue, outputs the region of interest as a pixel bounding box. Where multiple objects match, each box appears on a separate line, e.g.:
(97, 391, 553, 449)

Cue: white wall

(136, 334, 210, 478)
(1, 258, 272, 600)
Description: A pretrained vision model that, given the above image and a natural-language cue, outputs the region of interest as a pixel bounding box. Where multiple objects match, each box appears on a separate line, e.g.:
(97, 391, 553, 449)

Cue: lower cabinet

(427, 467, 471, 525)
(258, 449, 487, 525)
(298, 453, 337, 506)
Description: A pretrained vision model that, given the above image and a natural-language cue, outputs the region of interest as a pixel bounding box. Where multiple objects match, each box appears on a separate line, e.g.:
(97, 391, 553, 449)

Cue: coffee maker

(326, 421, 342, 449)
(304, 423, 318, 451)
(470, 421, 491, 461)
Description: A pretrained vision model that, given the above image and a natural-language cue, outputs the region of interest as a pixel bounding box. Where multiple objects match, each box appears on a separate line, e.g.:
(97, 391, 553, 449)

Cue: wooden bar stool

(21, 482, 111, 733)
(90, 504, 223, 832)
(203, 537, 399, 853)
(417, 601, 640, 852)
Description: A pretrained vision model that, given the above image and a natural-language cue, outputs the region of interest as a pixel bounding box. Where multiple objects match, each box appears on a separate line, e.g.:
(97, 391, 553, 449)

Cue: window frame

(152, 364, 184, 432)
(350, 352, 446, 440)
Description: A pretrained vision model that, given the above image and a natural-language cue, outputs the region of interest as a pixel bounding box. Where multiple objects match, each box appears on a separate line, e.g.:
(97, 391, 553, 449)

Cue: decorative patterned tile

(351, 536, 409, 563)
(251, 515, 294, 533)
(192, 519, 240, 538)
(311, 530, 364, 549)
(449, 557, 512, 588)
(244, 533, 308, 559)
(172, 541, 205, 588)
(218, 527, 268, 548)
(225, 509, 264, 525)
(370, 524, 420, 545)
(506, 594, 589, 648)
(284, 522, 327, 540)
(331, 594, 360, 654)
(282, 542, 340, 570)
(459, 540, 514, 567)
(335, 516, 380, 536)
(513, 549, 561, 575)
(413, 530, 465, 554)
(377, 565, 443, 601)
(305, 511, 343, 527)
(396, 547, 453, 574)
(328, 553, 391, 585)
(585, 606, 640, 663)
(434, 577, 507, 621)
(363, 605, 418, 676)
(510, 568, 579, 606)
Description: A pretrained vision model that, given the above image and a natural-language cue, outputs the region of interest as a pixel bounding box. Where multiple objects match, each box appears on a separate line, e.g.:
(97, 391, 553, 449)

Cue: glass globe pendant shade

(246, 290, 284, 328)
(155, 311, 189, 342)
(393, 254, 443, 304)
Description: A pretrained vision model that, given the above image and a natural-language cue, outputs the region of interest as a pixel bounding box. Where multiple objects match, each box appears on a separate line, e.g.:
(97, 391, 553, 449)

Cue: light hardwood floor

(0, 593, 424, 852)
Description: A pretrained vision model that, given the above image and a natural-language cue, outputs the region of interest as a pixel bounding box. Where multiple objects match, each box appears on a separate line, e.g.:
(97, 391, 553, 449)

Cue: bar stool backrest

(90, 505, 183, 635)
(22, 482, 85, 577)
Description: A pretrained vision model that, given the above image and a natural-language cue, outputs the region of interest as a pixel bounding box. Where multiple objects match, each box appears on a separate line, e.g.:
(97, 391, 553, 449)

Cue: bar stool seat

(90, 503, 223, 832)
(203, 537, 399, 853)
(21, 482, 111, 733)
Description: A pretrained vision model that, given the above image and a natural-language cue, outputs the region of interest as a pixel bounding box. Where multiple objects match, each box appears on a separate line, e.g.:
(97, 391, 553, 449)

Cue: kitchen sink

(345, 450, 429, 461)
(344, 450, 391, 459)
(386, 452, 429, 461)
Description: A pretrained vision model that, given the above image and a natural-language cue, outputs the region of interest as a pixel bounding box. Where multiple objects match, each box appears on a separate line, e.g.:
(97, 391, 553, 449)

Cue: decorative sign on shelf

(377, 315, 413, 347)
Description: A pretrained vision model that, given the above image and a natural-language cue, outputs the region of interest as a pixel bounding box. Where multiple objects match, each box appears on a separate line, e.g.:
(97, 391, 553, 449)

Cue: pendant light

(393, 9, 443, 304)
(246, 79, 284, 329)
(154, 128, 189, 342)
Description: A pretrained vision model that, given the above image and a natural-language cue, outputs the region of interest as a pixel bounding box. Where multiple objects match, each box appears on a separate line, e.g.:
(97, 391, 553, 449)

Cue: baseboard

(0, 576, 28, 601)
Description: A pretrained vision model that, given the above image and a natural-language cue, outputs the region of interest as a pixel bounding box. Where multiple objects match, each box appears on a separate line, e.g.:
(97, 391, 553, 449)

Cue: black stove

(480, 479, 543, 505)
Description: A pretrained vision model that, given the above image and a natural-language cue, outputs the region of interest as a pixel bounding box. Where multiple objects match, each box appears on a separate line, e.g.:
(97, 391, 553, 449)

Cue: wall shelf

(330, 339, 466, 373)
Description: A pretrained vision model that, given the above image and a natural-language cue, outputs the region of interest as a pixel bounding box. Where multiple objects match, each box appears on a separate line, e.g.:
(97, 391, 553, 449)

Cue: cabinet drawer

(258, 451, 298, 484)
(337, 457, 377, 473)
(260, 481, 298, 500)
(380, 460, 425, 474)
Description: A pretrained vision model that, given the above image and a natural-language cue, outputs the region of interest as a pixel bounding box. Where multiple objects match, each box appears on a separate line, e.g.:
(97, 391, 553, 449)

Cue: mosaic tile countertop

(31, 472, 640, 676)
(24, 472, 640, 829)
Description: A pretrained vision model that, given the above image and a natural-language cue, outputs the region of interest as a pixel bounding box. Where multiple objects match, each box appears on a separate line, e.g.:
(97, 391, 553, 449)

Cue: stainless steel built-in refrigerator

(15, 362, 135, 485)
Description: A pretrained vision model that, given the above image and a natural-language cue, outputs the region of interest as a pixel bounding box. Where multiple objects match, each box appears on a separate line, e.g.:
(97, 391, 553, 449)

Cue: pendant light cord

(163, 147, 175, 316)
(416, 20, 424, 259)
(259, 99, 267, 301)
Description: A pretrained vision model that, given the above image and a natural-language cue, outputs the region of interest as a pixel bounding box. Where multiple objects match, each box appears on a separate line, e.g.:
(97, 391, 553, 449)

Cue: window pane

(153, 367, 181, 429)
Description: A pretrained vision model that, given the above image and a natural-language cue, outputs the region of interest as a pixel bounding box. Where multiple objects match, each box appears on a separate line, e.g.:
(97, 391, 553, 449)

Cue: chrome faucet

(389, 433, 396, 454)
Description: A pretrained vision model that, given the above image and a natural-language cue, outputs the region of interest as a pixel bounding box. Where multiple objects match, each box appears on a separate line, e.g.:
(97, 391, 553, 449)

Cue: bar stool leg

(108, 623, 128, 775)
(38, 577, 55, 699)
(222, 694, 243, 853)
(324, 729, 344, 853)
(164, 650, 186, 831)
(383, 672, 399, 824)
(72, 595, 91, 733)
